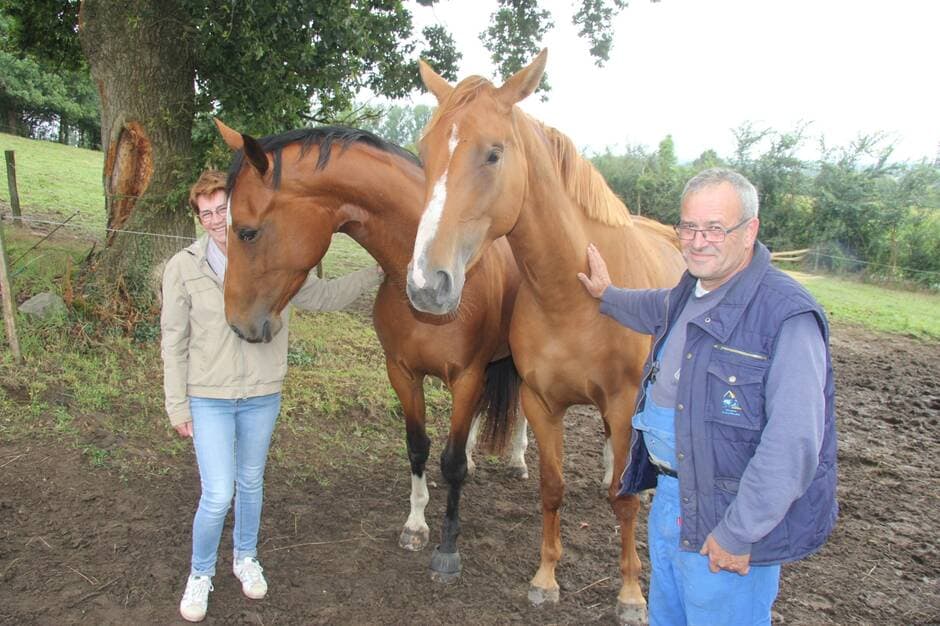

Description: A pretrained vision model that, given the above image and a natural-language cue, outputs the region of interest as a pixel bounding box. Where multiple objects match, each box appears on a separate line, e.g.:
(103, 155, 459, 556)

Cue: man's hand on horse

(700, 534, 751, 575)
(577, 243, 612, 299)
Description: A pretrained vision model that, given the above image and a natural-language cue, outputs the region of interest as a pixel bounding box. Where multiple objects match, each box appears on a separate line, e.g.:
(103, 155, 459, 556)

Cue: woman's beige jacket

(160, 235, 380, 426)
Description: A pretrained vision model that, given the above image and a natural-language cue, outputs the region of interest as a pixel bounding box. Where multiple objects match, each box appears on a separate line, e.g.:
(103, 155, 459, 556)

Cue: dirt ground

(1, 323, 938, 625)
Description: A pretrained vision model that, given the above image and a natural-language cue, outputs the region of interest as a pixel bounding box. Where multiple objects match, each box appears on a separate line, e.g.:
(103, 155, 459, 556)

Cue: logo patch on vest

(721, 390, 743, 416)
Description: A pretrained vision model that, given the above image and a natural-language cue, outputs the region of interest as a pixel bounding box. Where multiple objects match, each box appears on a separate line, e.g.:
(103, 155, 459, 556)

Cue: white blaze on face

(411, 124, 459, 288)
(225, 195, 232, 228)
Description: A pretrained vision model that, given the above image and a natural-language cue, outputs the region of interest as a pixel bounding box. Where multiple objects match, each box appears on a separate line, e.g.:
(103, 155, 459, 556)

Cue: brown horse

(214, 119, 528, 582)
(405, 51, 686, 623)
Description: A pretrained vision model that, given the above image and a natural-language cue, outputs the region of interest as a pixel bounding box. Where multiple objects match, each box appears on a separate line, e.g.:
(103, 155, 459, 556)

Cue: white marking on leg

(411, 124, 459, 288)
(603, 437, 614, 486)
(404, 473, 430, 535)
(510, 411, 529, 478)
(466, 415, 481, 474)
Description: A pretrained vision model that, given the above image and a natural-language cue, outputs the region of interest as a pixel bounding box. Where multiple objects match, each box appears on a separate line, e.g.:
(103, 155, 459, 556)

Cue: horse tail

(474, 355, 521, 455)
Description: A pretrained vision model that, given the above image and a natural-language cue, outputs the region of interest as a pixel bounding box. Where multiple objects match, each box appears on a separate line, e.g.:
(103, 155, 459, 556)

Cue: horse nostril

(434, 270, 452, 297)
(261, 319, 272, 343)
(230, 324, 246, 340)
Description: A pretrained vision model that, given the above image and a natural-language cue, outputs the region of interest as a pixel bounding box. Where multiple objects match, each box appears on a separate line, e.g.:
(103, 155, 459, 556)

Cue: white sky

(390, 0, 939, 163)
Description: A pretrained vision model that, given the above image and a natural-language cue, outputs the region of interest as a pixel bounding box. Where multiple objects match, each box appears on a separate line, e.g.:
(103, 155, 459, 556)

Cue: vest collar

(674, 241, 772, 343)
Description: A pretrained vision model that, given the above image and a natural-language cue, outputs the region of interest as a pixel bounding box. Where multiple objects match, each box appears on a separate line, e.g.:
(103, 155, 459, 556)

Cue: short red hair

(188, 170, 227, 215)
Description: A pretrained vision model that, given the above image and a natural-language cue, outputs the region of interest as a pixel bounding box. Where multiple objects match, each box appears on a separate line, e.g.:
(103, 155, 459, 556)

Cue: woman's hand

(174, 421, 194, 438)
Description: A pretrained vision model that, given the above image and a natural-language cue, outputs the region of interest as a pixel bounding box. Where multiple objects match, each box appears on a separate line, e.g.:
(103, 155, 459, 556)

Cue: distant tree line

(0, 12, 100, 147)
(592, 126, 940, 288)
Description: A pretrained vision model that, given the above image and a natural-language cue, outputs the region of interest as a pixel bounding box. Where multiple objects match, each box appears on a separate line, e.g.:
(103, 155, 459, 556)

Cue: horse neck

(506, 122, 604, 309)
(299, 145, 424, 283)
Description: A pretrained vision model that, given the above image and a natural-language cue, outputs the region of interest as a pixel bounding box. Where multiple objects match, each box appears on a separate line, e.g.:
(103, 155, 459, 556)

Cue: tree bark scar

(104, 121, 153, 245)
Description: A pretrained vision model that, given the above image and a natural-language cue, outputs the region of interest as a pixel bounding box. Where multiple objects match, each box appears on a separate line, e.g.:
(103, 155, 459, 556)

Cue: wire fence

(2, 210, 938, 282)
(0, 213, 196, 243)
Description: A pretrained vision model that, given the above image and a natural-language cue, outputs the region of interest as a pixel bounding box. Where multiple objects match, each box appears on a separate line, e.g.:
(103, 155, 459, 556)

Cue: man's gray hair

(682, 168, 759, 219)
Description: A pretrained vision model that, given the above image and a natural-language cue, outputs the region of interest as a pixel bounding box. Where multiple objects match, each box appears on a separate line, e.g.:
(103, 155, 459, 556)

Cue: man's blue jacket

(600, 242, 837, 565)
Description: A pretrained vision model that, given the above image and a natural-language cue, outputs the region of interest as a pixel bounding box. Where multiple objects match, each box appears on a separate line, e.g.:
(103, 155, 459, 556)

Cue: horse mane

(226, 125, 421, 191)
(529, 117, 632, 228)
(631, 214, 682, 251)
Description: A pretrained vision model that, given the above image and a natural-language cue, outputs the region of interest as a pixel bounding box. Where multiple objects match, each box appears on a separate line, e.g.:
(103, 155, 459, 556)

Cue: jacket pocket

(713, 477, 739, 524)
(184, 277, 225, 375)
(704, 357, 768, 430)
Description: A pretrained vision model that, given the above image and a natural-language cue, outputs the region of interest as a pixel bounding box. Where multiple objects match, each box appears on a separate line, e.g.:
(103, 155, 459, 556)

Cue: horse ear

(242, 133, 269, 177)
(214, 118, 244, 151)
(419, 59, 453, 103)
(495, 48, 548, 106)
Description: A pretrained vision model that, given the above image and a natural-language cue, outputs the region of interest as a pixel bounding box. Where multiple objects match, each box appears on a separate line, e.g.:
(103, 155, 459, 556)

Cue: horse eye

(238, 228, 258, 242)
(485, 147, 502, 165)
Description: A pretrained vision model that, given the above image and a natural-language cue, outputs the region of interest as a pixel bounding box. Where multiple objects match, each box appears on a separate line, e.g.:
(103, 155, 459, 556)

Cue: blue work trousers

(648, 474, 781, 626)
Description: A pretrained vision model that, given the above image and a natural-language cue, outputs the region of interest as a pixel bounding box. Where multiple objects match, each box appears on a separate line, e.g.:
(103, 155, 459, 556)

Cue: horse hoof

(616, 600, 648, 625)
(398, 527, 429, 552)
(429, 546, 461, 584)
(527, 585, 560, 606)
(509, 465, 529, 480)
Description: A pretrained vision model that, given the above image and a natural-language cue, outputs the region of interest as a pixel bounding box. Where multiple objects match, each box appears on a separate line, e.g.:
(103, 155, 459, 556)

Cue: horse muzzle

(406, 263, 462, 315)
(229, 315, 282, 343)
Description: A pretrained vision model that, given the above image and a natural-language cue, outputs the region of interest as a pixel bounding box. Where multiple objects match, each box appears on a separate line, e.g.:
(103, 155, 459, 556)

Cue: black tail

(474, 355, 521, 455)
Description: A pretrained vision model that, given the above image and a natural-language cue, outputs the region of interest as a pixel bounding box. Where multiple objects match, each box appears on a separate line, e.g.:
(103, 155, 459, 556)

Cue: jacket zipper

(712, 344, 768, 361)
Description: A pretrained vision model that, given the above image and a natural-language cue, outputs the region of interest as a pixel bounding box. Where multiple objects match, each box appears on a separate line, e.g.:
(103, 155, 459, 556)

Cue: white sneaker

(179, 574, 213, 622)
(233, 556, 268, 599)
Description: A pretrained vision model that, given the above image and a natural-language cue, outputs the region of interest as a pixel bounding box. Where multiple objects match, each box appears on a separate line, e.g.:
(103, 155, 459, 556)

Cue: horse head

(215, 118, 335, 343)
(406, 50, 548, 315)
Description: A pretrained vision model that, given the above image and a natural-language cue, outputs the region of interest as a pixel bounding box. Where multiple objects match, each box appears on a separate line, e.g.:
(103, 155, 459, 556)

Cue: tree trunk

(78, 0, 196, 319)
(58, 117, 69, 144)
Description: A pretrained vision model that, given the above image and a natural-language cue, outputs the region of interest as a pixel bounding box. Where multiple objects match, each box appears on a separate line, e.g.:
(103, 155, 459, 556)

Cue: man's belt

(650, 457, 678, 478)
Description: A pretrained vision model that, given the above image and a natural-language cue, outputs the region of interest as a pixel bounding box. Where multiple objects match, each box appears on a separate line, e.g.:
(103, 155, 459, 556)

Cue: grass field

(0, 132, 106, 231)
(0, 132, 937, 479)
(793, 272, 940, 341)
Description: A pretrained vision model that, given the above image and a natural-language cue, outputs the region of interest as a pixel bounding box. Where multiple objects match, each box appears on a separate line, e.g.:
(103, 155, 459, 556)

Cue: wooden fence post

(4, 150, 22, 226)
(0, 215, 23, 362)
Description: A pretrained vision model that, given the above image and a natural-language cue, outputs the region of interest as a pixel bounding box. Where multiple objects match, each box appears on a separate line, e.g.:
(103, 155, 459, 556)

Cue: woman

(161, 170, 381, 622)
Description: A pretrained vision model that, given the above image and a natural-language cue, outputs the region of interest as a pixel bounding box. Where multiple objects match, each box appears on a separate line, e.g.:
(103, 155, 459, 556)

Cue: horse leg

(606, 396, 647, 625)
(508, 407, 529, 479)
(429, 370, 483, 583)
(521, 384, 566, 606)
(386, 359, 432, 552)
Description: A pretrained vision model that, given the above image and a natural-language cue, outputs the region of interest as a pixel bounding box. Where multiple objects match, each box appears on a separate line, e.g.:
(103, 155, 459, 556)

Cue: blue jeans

(189, 393, 280, 577)
(648, 475, 780, 626)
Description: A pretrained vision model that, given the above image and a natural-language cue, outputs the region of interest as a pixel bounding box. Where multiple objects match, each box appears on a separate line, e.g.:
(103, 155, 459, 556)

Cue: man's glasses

(199, 206, 228, 222)
(674, 217, 751, 243)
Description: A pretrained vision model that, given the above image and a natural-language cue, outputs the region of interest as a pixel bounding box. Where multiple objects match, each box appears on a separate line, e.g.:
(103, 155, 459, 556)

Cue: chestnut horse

(214, 120, 528, 582)
(405, 51, 685, 623)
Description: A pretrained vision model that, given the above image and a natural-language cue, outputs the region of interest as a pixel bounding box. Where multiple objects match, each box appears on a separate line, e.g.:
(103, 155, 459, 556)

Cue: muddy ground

(1, 323, 938, 625)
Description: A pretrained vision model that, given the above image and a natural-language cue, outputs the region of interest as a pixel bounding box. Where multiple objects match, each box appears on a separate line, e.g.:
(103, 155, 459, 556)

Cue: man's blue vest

(620, 243, 838, 565)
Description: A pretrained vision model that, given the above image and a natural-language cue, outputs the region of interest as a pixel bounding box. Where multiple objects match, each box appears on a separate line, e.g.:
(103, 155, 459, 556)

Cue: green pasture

(0, 132, 106, 232)
(0, 133, 937, 480)
(790, 272, 940, 341)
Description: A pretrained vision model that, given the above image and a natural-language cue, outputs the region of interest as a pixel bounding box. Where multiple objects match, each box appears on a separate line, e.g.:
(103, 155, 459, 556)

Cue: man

(577, 168, 837, 625)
